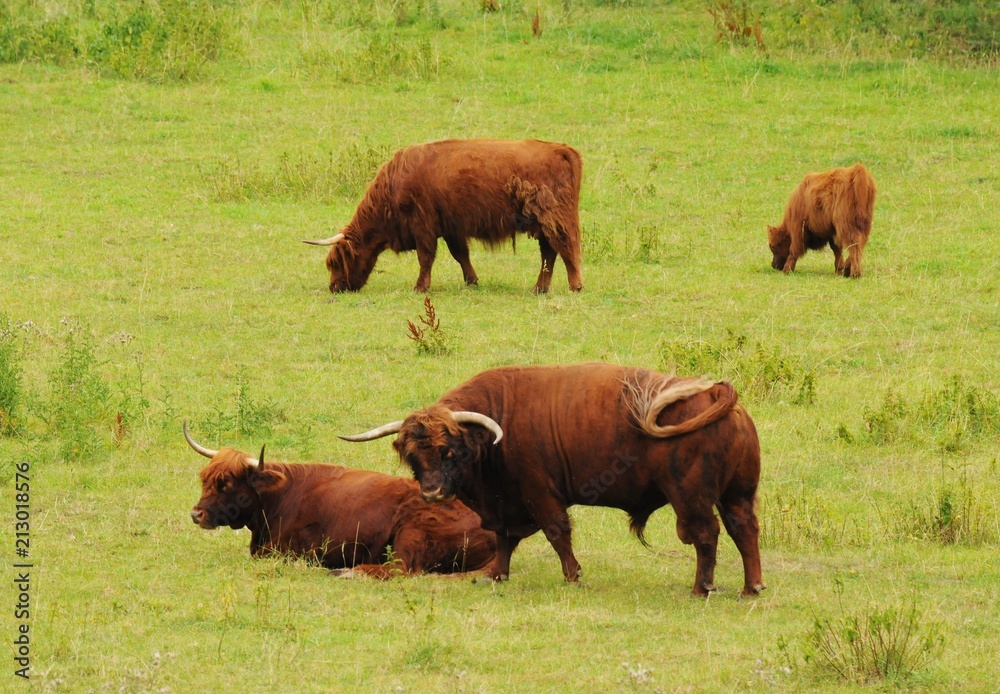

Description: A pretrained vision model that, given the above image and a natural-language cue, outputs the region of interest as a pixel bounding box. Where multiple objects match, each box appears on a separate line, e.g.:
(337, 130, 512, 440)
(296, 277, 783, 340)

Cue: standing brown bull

(340, 363, 764, 597)
(767, 163, 876, 277)
(185, 424, 496, 577)
(303, 139, 584, 293)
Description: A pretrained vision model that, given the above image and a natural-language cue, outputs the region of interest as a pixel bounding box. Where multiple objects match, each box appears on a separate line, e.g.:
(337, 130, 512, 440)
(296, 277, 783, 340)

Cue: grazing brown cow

(303, 138, 584, 293)
(767, 163, 876, 277)
(340, 363, 764, 597)
(185, 425, 496, 577)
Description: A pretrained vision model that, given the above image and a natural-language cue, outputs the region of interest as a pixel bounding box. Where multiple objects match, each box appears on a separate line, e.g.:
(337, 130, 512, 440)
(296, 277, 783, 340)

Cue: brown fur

(190, 447, 496, 577)
(767, 163, 876, 277)
(357, 363, 764, 597)
(318, 138, 584, 293)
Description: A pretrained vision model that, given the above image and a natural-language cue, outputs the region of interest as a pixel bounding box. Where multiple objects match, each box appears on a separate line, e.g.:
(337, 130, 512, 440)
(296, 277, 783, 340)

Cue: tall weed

(896, 466, 999, 545)
(0, 314, 25, 435)
(48, 319, 113, 461)
(806, 599, 945, 684)
(198, 367, 283, 443)
(302, 28, 441, 82)
(204, 143, 391, 204)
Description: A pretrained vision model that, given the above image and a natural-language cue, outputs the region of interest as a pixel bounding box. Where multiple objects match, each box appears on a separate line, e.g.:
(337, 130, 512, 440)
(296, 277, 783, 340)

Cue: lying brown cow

(185, 424, 496, 577)
(303, 138, 583, 293)
(341, 363, 764, 597)
(767, 163, 876, 277)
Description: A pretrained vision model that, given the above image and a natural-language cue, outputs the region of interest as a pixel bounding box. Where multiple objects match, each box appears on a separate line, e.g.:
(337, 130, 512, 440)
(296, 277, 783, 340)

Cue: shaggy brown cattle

(767, 163, 876, 277)
(341, 363, 764, 597)
(185, 424, 496, 577)
(303, 139, 584, 293)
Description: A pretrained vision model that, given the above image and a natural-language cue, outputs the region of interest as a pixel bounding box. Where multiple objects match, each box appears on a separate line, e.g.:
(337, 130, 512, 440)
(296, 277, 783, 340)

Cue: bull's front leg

(413, 240, 437, 292)
(783, 220, 806, 274)
(830, 240, 846, 276)
(533, 497, 582, 581)
(487, 533, 521, 582)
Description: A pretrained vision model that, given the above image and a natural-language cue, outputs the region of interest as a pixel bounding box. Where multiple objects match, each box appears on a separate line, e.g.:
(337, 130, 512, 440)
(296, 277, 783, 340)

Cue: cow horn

(254, 444, 266, 470)
(339, 420, 405, 442)
(451, 411, 503, 444)
(183, 421, 218, 459)
(302, 233, 345, 246)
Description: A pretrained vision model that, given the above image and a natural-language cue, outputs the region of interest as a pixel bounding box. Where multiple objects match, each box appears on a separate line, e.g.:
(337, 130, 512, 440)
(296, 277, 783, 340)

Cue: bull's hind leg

(844, 238, 865, 278)
(718, 494, 765, 597)
(671, 498, 721, 596)
(444, 236, 479, 286)
(533, 236, 558, 294)
(413, 239, 437, 292)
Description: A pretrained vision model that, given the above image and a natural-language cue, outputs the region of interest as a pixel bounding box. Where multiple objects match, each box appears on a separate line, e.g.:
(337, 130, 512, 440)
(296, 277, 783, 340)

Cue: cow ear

(250, 467, 286, 494)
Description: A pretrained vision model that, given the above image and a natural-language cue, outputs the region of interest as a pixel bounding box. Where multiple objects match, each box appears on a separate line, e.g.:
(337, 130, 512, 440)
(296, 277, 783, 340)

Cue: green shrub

(198, 367, 283, 444)
(0, 5, 80, 64)
(807, 601, 945, 683)
(0, 314, 24, 435)
(769, 0, 1000, 60)
(48, 320, 113, 461)
(660, 329, 816, 403)
(302, 28, 442, 82)
(88, 0, 232, 81)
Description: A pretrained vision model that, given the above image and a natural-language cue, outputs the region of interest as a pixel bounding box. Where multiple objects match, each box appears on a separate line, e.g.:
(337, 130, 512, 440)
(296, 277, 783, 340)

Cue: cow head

(767, 224, 790, 271)
(185, 423, 286, 530)
(340, 407, 503, 503)
(303, 233, 382, 293)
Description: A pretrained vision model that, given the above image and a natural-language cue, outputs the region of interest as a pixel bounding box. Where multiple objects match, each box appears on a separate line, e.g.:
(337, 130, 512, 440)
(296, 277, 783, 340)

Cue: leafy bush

(0, 7, 80, 64)
(807, 601, 945, 683)
(856, 376, 999, 451)
(88, 0, 232, 81)
(199, 367, 283, 443)
(48, 319, 114, 461)
(769, 0, 999, 60)
(897, 468, 999, 545)
(0, 314, 24, 435)
(660, 329, 816, 403)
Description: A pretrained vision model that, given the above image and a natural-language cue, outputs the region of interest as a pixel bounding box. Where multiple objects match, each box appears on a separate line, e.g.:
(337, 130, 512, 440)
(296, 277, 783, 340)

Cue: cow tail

(630, 379, 738, 439)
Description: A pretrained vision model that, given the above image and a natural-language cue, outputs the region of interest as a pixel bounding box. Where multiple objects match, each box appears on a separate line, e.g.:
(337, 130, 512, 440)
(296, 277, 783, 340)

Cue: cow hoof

(491, 573, 509, 583)
(740, 583, 766, 598)
(692, 583, 718, 597)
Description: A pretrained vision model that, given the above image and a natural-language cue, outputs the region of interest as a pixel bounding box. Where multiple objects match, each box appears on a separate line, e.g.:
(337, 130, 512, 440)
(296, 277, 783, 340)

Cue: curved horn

(451, 411, 503, 444)
(183, 421, 218, 459)
(302, 233, 345, 247)
(252, 444, 266, 470)
(339, 420, 405, 442)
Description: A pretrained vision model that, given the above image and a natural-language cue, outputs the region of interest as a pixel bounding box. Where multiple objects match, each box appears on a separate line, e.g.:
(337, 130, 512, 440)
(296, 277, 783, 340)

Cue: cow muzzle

(190, 508, 213, 528)
(421, 486, 454, 503)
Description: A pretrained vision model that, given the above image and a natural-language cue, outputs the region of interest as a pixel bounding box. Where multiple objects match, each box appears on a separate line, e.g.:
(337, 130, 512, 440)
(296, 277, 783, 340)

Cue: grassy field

(2, 0, 999, 690)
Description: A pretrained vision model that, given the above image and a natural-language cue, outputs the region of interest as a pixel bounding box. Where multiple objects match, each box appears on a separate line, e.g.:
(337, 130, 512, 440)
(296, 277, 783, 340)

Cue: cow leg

(413, 239, 437, 292)
(488, 533, 522, 582)
(718, 496, 765, 597)
(554, 232, 584, 292)
(533, 499, 582, 582)
(444, 236, 479, 286)
(533, 236, 558, 294)
(672, 500, 721, 596)
(830, 239, 846, 276)
(845, 240, 864, 278)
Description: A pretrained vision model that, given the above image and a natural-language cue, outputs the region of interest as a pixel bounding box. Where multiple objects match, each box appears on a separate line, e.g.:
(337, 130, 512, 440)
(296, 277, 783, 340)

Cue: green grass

(2, 0, 999, 690)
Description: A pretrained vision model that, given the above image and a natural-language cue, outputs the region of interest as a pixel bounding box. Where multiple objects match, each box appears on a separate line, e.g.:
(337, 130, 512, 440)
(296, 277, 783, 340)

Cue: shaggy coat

(345, 363, 764, 597)
(313, 138, 583, 293)
(767, 163, 876, 277)
(190, 448, 497, 577)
